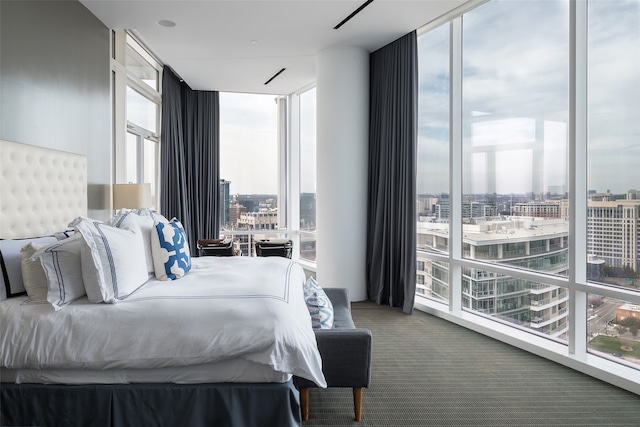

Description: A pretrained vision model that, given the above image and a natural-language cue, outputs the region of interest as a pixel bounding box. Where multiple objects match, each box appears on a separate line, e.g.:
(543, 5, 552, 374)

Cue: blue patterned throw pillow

(150, 219, 192, 280)
(304, 276, 334, 329)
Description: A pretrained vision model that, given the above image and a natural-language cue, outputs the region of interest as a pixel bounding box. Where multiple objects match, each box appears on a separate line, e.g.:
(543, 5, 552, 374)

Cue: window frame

(415, 0, 640, 394)
(111, 30, 162, 209)
(217, 92, 292, 257)
(288, 84, 318, 270)
(297, 86, 317, 265)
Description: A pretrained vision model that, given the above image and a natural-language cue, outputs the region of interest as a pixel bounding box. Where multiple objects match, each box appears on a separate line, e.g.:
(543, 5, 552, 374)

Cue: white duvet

(0, 256, 326, 387)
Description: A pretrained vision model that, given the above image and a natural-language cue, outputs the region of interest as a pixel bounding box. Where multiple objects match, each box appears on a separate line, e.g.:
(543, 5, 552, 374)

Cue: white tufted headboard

(0, 139, 87, 239)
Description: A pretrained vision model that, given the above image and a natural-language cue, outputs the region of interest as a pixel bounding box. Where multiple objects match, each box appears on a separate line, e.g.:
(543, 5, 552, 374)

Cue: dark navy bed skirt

(0, 380, 301, 427)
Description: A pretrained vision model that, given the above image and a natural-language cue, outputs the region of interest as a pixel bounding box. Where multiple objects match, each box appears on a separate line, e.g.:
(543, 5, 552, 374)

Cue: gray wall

(1, 0, 111, 220)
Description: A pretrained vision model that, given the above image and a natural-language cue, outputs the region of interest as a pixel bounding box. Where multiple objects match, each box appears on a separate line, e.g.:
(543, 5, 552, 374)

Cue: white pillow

(32, 234, 85, 311)
(20, 242, 50, 301)
(0, 236, 58, 298)
(108, 209, 169, 278)
(72, 216, 149, 303)
(304, 276, 335, 329)
(150, 219, 192, 280)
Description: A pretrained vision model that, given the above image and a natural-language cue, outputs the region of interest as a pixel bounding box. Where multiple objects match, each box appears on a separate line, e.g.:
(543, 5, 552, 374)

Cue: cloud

(220, 92, 279, 195)
(417, 134, 449, 194)
(586, 1, 640, 192)
(417, 0, 639, 195)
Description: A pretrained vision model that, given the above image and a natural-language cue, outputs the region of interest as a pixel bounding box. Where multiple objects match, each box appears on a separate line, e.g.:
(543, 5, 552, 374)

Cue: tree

(615, 325, 627, 337)
(617, 317, 640, 338)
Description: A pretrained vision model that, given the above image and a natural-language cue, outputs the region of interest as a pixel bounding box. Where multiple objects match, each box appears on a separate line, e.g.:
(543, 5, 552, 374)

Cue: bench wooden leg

(300, 388, 309, 421)
(353, 387, 363, 421)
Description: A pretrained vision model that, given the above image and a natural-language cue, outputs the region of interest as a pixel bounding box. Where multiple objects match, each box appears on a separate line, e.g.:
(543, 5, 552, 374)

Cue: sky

(217, 1, 639, 197)
(219, 88, 316, 196)
(417, 0, 640, 196)
(219, 92, 279, 195)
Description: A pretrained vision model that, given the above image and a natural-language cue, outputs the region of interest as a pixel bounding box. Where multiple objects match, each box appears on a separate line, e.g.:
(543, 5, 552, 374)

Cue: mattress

(0, 256, 326, 387)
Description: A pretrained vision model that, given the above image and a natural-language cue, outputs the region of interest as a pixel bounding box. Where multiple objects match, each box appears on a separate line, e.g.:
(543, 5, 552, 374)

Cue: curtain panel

(160, 66, 220, 255)
(366, 31, 418, 314)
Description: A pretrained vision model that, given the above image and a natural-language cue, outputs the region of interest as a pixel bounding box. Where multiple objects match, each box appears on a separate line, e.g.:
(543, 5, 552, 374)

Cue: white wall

(315, 46, 369, 301)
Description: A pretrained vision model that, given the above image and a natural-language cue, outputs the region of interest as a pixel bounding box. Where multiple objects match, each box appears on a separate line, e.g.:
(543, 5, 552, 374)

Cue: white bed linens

(1, 256, 326, 388)
(0, 359, 290, 385)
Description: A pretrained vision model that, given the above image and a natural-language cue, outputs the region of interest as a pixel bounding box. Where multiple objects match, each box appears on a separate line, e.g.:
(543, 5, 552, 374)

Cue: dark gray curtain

(161, 66, 219, 255)
(366, 31, 417, 314)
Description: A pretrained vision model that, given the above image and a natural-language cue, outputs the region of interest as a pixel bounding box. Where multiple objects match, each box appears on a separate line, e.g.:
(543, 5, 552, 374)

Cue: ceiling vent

(264, 68, 286, 85)
(334, 0, 375, 30)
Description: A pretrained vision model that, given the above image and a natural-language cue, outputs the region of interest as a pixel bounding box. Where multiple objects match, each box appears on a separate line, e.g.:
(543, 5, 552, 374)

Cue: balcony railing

(219, 229, 290, 257)
(531, 291, 568, 309)
(531, 307, 569, 325)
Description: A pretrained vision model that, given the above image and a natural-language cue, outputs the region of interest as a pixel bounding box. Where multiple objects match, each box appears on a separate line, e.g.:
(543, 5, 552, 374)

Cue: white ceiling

(80, 0, 468, 95)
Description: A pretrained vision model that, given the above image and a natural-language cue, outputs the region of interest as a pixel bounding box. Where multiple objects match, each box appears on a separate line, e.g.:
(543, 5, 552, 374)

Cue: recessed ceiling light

(250, 40, 259, 44)
(157, 20, 176, 28)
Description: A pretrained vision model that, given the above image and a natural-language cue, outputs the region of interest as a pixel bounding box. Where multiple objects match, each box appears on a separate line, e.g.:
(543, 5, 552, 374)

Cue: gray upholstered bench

(294, 287, 373, 421)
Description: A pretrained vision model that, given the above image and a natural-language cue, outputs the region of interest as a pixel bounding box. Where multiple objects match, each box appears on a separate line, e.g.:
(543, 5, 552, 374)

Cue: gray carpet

(303, 301, 640, 426)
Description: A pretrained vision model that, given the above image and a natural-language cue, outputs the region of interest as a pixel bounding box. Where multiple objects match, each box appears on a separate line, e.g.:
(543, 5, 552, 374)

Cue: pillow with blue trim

(1, 235, 59, 299)
(31, 234, 86, 310)
(304, 276, 334, 329)
(70, 216, 148, 303)
(150, 219, 192, 280)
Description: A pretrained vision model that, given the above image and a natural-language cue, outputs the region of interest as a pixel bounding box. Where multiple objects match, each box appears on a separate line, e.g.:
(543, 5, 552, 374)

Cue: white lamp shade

(113, 183, 151, 209)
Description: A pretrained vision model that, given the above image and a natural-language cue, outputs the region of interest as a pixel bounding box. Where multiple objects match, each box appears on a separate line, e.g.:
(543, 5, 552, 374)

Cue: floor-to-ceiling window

(219, 92, 287, 256)
(111, 31, 161, 210)
(586, 0, 640, 364)
(299, 87, 317, 263)
(417, 0, 640, 393)
(124, 34, 161, 209)
(461, 0, 570, 339)
(417, 21, 450, 302)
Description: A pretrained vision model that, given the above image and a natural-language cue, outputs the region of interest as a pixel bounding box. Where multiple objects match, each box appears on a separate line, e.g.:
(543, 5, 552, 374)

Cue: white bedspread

(0, 257, 326, 387)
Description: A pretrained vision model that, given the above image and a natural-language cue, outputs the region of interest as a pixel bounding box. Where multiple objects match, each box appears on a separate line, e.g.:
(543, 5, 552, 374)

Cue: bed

(0, 139, 326, 427)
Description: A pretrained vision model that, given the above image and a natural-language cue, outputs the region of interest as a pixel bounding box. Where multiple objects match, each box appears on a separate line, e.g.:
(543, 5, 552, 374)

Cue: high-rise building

(219, 179, 231, 228)
(236, 195, 256, 213)
(228, 203, 247, 228)
(300, 193, 316, 230)
(587, 198, 640, 273)
(432, 200, 496, 220)
(419, 192, 640, 338)
(512, 201, 561, 218)
(417, 195, 439, 217)
(417, 216, 569, 338)
(237, 208, 278, 230)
